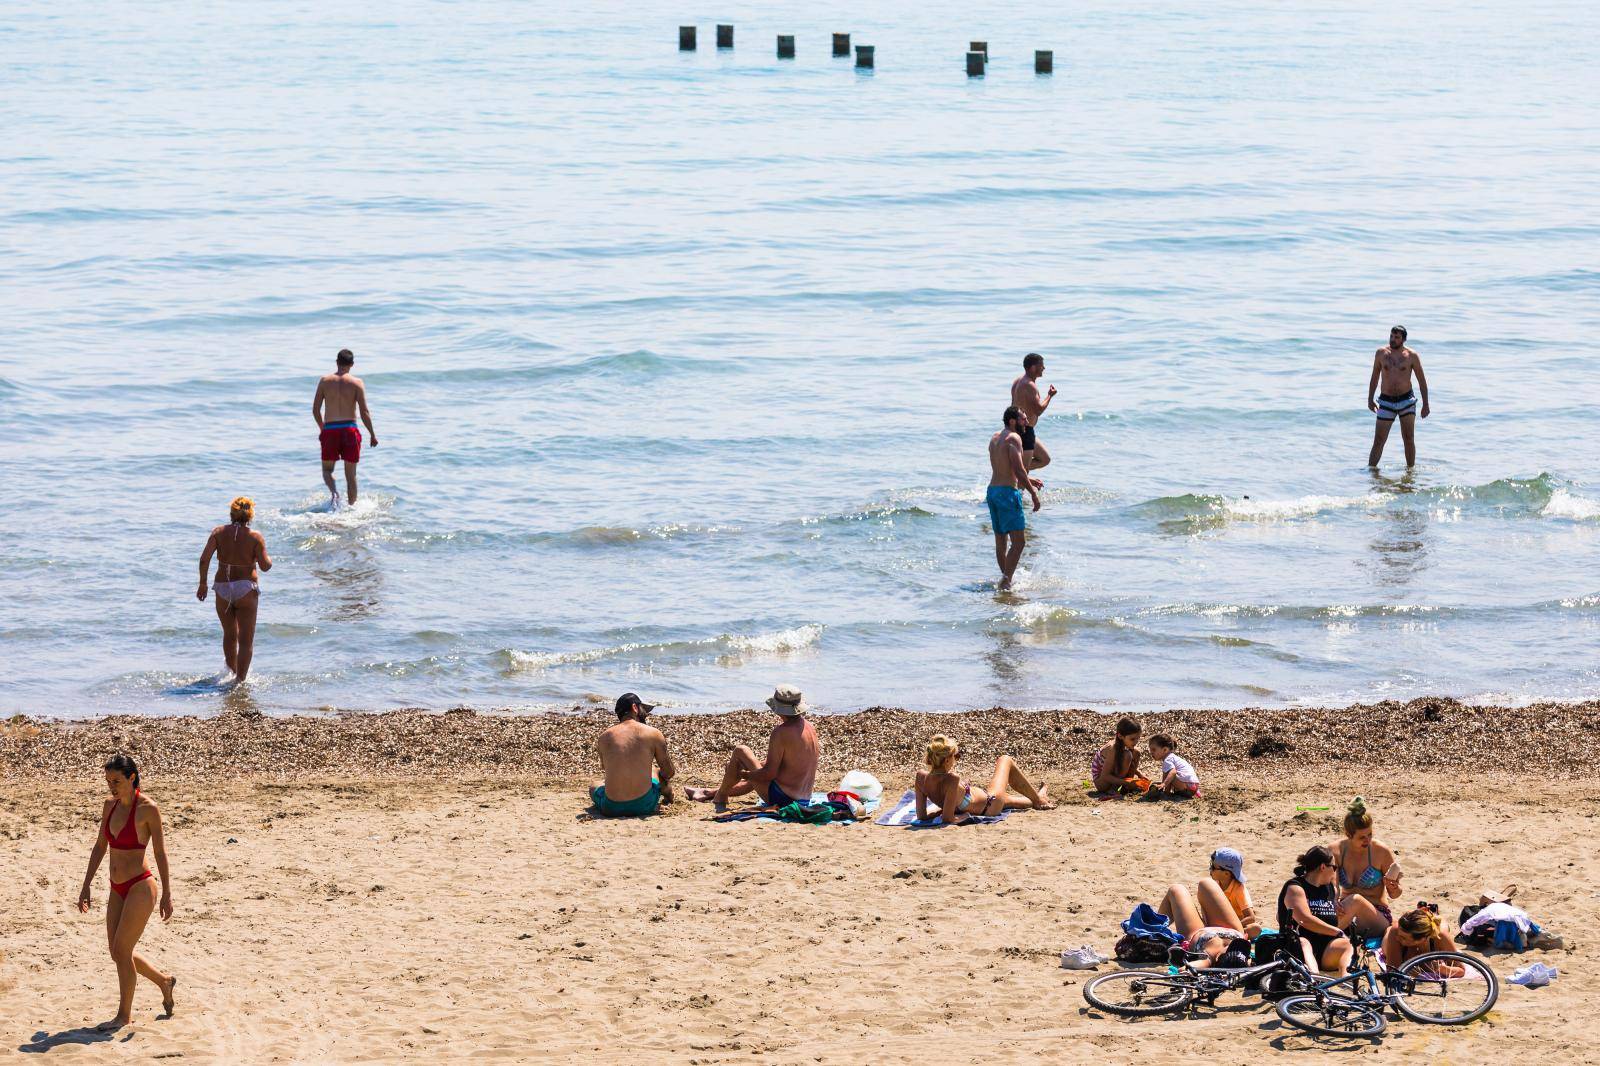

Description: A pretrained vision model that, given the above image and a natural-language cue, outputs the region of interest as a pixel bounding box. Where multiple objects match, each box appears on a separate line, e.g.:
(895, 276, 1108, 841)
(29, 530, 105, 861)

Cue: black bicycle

(1275, 939, 1498, 1037)
(1082, 946, 1316, 1017)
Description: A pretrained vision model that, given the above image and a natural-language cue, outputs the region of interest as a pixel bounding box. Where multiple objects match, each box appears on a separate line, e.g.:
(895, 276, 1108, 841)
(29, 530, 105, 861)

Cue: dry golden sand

(2, 702, 1595, 1063)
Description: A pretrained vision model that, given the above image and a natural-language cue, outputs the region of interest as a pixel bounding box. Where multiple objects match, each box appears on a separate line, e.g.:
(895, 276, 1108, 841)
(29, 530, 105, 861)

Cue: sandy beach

(3, 701, 1592, 1063)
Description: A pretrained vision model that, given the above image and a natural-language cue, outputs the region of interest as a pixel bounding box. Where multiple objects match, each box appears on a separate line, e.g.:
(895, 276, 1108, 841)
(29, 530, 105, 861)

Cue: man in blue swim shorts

(591, 692, 677, 817)
(987, 406, 1043, 590)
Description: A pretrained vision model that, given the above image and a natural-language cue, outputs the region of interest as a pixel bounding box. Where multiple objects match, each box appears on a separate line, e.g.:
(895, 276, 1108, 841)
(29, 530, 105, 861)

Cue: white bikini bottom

(215, 580, 259, 604)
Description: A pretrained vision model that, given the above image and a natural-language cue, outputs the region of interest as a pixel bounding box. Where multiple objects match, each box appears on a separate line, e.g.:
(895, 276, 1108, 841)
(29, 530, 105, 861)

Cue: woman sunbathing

(1382, 903, 1466, 976)
(914, 735, 1054, 825)
(1157, 847, 1262, 940)
(1330, 796, 1402, 934)
(1155, 881, 1251, 968)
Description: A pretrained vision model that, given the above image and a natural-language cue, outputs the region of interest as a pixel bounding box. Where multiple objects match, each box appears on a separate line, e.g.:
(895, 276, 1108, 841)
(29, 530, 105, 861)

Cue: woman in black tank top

(1276, 845, 1353, 973)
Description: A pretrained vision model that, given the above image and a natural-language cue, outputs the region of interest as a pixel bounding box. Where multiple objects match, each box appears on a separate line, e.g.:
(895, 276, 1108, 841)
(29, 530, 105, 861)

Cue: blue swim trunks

(766, 780, 802, 807)
(590, 778, 661, 817)
(986, 485, 1026, 535)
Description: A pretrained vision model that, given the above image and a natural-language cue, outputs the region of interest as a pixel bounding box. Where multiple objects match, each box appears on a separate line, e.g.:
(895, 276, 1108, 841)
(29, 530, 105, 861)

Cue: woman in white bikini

(914, 734, 1054, 825)
(197, 496, 272, 685)
(78, 754, 176, 1029)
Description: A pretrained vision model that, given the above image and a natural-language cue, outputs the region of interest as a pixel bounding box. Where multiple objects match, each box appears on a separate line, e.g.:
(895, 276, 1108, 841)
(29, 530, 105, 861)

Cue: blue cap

(1211, 847, 1246, 883)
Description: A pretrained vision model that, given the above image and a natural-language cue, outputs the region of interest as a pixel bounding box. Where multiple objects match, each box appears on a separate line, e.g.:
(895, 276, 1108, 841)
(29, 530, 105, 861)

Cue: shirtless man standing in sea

(312, 349, 378, 506)
(988, 406, 1043, 591)
(1010, 352, 1057, 475)
(1366, 326, 1430, 468)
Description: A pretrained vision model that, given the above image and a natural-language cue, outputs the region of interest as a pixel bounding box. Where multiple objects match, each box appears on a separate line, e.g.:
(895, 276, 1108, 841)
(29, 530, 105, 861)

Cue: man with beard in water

(1367, 325, 1430, 468)
(988, 406, 1043, 591)
(312, 349, 379, 506)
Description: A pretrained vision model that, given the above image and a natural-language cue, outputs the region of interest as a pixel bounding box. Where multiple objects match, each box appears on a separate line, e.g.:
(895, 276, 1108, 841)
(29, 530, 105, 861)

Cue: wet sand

(3, 700, 1593, 1062)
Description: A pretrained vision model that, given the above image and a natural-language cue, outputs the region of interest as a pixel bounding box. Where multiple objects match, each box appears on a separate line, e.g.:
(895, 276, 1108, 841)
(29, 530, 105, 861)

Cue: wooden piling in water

(679, 26, 696, 50)
(969, 40, 988, 57)
(716, 24, 733, 49)
(1035, 49, 1053, 73)
(777, 35, 795, 59)
(966, 50, 985, 77)
(833, 33, 850, 57)
(855, 44, 874, 68)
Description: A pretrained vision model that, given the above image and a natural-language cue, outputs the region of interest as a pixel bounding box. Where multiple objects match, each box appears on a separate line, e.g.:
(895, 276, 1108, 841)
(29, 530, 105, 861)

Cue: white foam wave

(1010, 602, 1083, 628)
(271, 492, 393, 531)
(1221, 492, 1384, 520)
(505, 624, 824, 673)
(1542, 489, 1600, 520)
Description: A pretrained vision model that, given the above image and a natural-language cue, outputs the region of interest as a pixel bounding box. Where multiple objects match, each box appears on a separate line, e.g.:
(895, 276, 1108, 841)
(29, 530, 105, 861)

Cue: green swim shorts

(590, 779, 661, 817)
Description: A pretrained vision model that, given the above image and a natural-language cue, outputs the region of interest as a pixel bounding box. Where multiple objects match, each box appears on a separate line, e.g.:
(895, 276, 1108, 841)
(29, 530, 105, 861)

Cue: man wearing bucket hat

(685, 684, 820, 811)
(590, 692, 677, 817)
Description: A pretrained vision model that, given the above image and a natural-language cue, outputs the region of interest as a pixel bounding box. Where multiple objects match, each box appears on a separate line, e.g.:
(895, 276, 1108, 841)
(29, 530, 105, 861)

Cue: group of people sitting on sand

(1150, 798, 1465, 974)
(592, 684, 1056, 823)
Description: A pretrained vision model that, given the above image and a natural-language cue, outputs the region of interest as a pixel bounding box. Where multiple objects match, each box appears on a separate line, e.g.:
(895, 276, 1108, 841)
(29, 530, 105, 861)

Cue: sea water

(2, 1, 1597, 717)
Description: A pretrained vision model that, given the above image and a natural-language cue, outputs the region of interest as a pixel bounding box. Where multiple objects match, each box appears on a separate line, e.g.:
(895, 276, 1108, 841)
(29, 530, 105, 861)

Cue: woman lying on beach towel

(1090, 717, 1145, 795)
(1154, 881, 1252, 968)
(914, 735, 1054, 825)
(77, 754, 177, 1030)
(1330, 796, 1402, 935)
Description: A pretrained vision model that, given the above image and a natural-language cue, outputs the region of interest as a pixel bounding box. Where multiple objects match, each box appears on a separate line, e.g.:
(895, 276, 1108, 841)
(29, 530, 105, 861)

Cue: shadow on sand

(19, 1025, 133, 1053)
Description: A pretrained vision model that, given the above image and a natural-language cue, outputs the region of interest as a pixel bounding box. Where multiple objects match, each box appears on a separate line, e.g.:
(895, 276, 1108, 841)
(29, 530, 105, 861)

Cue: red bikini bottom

(111, 870, 153, 898)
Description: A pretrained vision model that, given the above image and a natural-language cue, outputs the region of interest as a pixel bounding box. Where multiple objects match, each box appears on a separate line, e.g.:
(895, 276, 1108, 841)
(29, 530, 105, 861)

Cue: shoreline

(6, 696, 1597, 782)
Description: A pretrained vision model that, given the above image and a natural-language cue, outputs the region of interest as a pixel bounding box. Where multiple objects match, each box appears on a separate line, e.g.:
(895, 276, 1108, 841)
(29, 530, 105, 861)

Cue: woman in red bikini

(77, 754, 176, 1029)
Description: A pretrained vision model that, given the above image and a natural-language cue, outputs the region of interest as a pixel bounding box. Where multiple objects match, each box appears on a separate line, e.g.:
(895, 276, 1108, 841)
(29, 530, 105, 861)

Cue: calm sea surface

(2, 2, 1598, 718)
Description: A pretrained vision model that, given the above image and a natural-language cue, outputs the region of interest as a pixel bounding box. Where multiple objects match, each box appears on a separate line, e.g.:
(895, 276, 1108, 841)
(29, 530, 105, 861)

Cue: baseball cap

(1211, 847, 1246, 883)
(615, 692, 656, 715)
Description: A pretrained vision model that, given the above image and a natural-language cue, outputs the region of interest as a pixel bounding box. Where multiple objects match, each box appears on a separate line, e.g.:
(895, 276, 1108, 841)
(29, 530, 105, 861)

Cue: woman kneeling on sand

(915, 735, 1054, 825)
(77, 754, 176, 1029)
(1158, 847, 1262, 941)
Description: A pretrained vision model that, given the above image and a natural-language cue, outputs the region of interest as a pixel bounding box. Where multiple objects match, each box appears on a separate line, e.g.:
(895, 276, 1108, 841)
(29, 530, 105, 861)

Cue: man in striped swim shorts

(1366, 325, 1430, 468)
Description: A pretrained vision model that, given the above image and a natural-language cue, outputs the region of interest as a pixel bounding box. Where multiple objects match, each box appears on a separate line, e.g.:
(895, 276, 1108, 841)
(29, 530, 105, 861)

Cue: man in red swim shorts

(312, 349, 378, 506)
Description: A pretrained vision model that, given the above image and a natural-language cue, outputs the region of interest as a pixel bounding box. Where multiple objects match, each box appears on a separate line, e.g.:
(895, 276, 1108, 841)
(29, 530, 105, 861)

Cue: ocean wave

(1541, 488, 1600, 521)
(268, 493, 395, 532)
(1141, 602, 1454, 621)
(501, 624, 824, 673)
(1132, 491, 1383, 527)
(797, 504, 936, 528)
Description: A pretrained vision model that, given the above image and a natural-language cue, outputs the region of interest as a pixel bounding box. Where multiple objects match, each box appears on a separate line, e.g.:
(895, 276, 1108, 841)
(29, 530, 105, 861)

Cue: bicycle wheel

(1391, 951, 1499, 1025)
(1276, 994, 1387, 1037)
(1082, 969, 1200, 1017)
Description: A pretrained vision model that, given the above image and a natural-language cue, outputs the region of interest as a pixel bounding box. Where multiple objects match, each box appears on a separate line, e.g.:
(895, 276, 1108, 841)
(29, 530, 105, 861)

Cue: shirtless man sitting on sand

(1010, 352, 1057, 474)
(987, 406, 1043, 591)
(686, 685, 819, 811)
(1366, 325, 1430, 468)
(591, 692, 676, 817)
(312, 349, 379, 506)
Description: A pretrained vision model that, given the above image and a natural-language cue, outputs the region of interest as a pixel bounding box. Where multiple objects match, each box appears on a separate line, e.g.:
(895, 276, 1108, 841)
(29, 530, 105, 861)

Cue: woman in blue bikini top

(1333, 796, 1403, 936)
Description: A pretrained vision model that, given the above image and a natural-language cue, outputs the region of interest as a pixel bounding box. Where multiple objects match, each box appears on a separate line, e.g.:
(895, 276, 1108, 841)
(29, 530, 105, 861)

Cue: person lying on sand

(1382, 903, 1466, 976)
(590, 692, 676, 817)
(1158, 848, 1262, 939)
(1155, 880, 1252, 969)
(914, 734, 1054, 825)
(685, 685, 819, 811)
(1331, 796, 1402, 934)
(1090, 716, 1144, 795)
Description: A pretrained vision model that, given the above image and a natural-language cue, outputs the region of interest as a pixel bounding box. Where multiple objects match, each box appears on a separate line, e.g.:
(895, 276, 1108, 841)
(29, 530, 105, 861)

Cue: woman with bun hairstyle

(1382, 903, 1465, 976)
(197, 496, 272, 685)
(78, 754, 176, 1029)
(1331, 796, 1402, 934)
(914, 735, 1055, 825)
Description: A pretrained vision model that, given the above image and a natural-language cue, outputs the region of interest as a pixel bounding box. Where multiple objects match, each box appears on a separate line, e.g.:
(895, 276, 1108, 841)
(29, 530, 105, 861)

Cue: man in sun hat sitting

(685, 684, 820, 812)
(590, 692, 676, 817)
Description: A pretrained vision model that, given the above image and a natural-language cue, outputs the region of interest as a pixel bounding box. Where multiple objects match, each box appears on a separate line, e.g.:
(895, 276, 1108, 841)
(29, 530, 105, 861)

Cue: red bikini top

(103, 791, 145, 851)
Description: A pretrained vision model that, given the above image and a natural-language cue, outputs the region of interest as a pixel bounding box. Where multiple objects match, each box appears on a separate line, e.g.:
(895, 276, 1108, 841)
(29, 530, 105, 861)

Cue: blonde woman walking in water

(197, 496, 272, 685)
(915, 735, 1054, 825)
(78, 754, 176, 1030)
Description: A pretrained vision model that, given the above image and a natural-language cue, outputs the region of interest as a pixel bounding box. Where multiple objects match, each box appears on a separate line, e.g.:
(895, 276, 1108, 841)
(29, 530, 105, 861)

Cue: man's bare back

(315, 371, 365, 424)
(598, 719, 675, 804)
(767, 716, 820, 802)
(1010, 375, 1045, 426)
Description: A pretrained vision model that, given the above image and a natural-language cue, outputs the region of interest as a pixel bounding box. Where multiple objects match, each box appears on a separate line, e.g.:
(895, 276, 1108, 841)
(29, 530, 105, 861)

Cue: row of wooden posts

(677, 26, 1053, 74)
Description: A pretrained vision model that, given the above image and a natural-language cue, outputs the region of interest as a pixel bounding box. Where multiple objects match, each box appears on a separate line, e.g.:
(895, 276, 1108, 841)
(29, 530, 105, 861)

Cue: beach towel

(712, 792, 877, 826)
(1121, 903, 1184, 945)
(873, 790, 1011, 828)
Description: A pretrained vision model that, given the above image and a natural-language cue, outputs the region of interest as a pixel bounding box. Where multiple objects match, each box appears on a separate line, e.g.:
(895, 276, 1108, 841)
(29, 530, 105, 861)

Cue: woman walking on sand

(197, 495, 272, 685)
(77, 754, 176, 1029)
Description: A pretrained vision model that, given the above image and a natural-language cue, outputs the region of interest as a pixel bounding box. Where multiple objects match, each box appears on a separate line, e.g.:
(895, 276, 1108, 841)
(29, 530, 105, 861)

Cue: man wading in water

(312, 349, 378, 506)
(1010, 352, 1057, 478)
(1366, 326, 1430, 468)
(988, 406, 1042, 591)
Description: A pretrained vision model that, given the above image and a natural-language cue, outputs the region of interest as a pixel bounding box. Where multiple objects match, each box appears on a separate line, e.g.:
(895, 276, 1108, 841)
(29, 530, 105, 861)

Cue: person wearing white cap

(685, 685, 819, 811)
(1157, 846, 1261, 943)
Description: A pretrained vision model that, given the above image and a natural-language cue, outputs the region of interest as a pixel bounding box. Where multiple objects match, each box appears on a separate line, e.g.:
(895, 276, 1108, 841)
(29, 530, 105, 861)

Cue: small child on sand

(1142, 733, 1200, 800)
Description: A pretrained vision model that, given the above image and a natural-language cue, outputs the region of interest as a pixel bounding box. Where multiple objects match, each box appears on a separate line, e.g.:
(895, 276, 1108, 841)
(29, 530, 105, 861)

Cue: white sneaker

(1510, 963, 1558, 987)
(1060, 946, 1105, 970)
